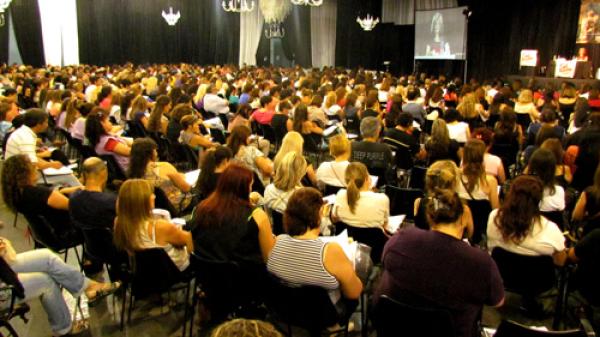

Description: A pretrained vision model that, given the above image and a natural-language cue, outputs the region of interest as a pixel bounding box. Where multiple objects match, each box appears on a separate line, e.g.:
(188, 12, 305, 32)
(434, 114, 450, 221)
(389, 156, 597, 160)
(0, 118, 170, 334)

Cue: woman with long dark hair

(487, 175, 566, 264)
(128, 138, 192, 213)
(85, 109, 132, 172)
(194, 145, 233, 200)
(527, 148, 565, 213)
(227, 125, 273, 188)
(147, 95, 171, 134)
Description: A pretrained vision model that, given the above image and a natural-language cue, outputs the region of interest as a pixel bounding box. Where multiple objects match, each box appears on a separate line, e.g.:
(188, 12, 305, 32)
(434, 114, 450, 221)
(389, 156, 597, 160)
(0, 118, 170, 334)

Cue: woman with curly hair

(0, 154, 120, 336)
(487, 175, 566, 265)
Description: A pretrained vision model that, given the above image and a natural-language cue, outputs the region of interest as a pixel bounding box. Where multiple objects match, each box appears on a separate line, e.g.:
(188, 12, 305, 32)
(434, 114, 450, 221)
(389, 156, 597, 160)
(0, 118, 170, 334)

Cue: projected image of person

(426, 12, 451, 57)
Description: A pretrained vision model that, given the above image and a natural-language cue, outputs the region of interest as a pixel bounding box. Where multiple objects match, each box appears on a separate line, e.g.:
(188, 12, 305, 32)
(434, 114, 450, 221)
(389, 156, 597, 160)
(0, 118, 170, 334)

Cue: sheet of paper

(347, 133, 358, 139)
(322, 194, 337, 205)
(320, 229, 357, 265)
(43, 166, 73, 176)
(323, 125, 338, 137)
(386, 215, 406, 233)
(184, 169, 201, 187)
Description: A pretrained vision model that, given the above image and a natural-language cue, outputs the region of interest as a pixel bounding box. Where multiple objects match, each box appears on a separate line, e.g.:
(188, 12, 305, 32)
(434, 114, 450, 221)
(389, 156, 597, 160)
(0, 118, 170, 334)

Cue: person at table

(4, 108, 63, 170)
(376, 189, 504, 337)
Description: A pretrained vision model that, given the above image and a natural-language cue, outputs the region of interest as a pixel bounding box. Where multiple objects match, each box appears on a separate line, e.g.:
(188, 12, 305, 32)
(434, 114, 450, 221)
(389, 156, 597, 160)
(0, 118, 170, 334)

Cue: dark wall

(77, 0, 239, 65)
(336, 0, 582, 81)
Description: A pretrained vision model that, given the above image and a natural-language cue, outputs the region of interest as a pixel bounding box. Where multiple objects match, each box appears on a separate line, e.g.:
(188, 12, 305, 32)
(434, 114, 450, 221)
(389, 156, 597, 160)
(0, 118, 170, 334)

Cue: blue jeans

(8, 249, 89, 336)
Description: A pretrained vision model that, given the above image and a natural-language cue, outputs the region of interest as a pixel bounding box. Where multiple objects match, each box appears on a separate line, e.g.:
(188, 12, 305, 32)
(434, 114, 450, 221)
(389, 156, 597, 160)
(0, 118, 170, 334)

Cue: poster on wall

(577, 0, 600, 43)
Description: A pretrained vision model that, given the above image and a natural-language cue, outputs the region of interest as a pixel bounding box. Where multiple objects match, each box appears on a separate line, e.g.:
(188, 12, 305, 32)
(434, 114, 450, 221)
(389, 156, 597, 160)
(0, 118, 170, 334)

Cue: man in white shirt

(5, 109, 63, 170)
(203, 85, 230, 115)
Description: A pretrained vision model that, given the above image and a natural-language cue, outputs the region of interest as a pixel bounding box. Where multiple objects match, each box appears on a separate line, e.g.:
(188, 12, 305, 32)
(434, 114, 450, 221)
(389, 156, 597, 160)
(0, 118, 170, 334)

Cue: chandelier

(222, 0, 255, 12)
(357, 14, 379, 31)
(290, 0, 323, 6)
(0, 0, 12, 27)
(162, 7, 181, 26)
(265, 22, 284, 39)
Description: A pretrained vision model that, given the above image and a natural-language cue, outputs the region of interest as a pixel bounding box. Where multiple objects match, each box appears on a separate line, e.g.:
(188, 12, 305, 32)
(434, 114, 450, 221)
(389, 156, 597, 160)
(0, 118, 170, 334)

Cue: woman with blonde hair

(333, 162, 389, 230)
(323, 91, 342, 119)
(316, 134, 351, 189)
(457, 93, 485, 130)
(264, 152, 307, 213)
(457, 139, 499, 244)
(273, 131, 317, 186)
(514, 89, 540, 129)
(211, 319, 282, 337)
(413, 160, 474, 236)
(114, 179, 192, 271)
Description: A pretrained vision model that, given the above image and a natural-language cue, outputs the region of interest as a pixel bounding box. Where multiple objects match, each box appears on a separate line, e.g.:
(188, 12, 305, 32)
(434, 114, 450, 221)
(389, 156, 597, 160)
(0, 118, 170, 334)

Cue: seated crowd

(1, 63, 600, 336)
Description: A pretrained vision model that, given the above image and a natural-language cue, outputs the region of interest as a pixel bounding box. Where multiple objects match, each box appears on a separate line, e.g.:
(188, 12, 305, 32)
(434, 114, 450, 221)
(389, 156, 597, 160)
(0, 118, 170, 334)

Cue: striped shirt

(267, 235, 339, 291)
(5, 125, 38, 163)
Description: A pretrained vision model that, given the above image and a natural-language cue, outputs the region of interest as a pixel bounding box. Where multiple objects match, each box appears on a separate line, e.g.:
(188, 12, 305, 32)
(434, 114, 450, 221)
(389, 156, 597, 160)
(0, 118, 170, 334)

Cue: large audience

(0, 63, 599, 336)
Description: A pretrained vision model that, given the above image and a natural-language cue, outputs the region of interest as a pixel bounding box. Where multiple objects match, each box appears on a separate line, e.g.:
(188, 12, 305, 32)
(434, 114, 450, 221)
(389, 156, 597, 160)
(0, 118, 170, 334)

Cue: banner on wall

(577, 0, 600, 43)
(519, 50, 538, 67)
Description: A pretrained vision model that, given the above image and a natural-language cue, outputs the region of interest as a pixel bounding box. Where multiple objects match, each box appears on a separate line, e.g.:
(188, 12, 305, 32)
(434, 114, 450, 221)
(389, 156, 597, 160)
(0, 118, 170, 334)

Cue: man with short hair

(351, 117, 393, 186)
(69, 157, 117, 232)
(384, 112, 426, 162)
(250, 95, 276, 125)
(203, 84, 230, 115)
(5, 109, 63, 170)
(402, 88, 427, 126)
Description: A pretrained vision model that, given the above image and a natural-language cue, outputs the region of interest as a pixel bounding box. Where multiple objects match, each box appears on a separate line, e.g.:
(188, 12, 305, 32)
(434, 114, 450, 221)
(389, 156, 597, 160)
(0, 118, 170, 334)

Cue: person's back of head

(396, 112, 413, 129)
(23, 108, 48, 128)
(425, 160, 459, 193)
(407, 88, 419, 101)
(425, 189, 464, 227)
(81, 157, 108, 187)
(344, 162, 370, 214)
(128, 137, 158, 178)
(284, 187, 324, 236)
(211, 319, 283, 337)
(528, 148, 556, 192)
(443, 108, 460, 123)
(274, 152, 307, 192)
(495, 175, 543, 244)
(114, 179, 153, 253)
(360, 116, 381, 140)
(329, 133, 351, 159)
(260, 95, 273, 109)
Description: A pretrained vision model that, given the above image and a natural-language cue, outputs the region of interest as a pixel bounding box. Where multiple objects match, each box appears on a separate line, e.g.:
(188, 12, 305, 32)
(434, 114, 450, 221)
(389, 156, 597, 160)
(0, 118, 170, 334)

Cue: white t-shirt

(539, 185, 565, 212)
(483, 153, 503, 179)
(316, 161, 350, 187)
(334, 190, 389, 229)
(447, 122, 469, 143)
(487, 209, 565, 256)
(264, 184, 301, 213)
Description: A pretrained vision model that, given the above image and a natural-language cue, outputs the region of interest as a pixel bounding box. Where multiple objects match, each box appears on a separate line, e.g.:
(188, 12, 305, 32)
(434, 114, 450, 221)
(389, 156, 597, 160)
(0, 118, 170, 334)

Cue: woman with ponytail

(333, 162, 389, 230)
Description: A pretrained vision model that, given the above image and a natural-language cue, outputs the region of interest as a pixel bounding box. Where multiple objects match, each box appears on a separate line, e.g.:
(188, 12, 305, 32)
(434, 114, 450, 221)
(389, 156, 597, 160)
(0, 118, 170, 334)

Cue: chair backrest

(192, 255, 244, 322)
(490, 143, 518, 173)
(383, 137, 414, 170)
(491, 247, 556, 295)
(98, 154, 126, 181)
(153, 187, 178, 218)
(130, 248, 183, 298)
(21, 212, 80, 252)
(80, 227, 120, 264)
(147, 131, 171, 161)
(266, 278, 344, 333)
(209, 128, 227, 145)
(323, 184, 342, 197)
(217, 114, 229, 131)
(494, 320, 587, 337)
(268, 209, 284, 236)
(126, 120, 147, 139)
(465, 199, 493, 245)
(334, 222, 388, 264)
(385, 186, 424, 219)
(260, 124, 276, 145)
(373, 295, 456, 337)
(541, 211, 566, 231)
(409, 166, 427, 190)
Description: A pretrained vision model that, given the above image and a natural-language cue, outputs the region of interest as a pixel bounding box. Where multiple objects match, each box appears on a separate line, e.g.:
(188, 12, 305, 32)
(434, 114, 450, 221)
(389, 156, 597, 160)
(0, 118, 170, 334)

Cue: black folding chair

(385, 186, 424, 220)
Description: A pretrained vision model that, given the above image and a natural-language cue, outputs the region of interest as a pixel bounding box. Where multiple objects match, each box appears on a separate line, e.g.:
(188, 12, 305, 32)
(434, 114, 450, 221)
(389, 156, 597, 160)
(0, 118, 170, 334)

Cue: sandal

(55, 318, 89, 336)
(87, 281, 121, 308)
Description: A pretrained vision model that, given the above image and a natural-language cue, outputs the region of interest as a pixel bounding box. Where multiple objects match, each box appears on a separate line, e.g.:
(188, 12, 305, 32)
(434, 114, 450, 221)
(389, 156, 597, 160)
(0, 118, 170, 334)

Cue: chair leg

(120, 288, 127, 331)
(361, 292, 368, 337)
(127, 294, 134, 323)
(2, 321, 20, 337)
(63, 248, 69, 263)
(12, 213, 18, 228)
(181, 281, 191, 337)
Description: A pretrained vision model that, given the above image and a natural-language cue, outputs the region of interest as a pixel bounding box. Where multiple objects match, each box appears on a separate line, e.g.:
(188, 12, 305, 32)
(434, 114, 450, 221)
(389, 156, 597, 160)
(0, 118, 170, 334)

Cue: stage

(506, 75, 600, 89)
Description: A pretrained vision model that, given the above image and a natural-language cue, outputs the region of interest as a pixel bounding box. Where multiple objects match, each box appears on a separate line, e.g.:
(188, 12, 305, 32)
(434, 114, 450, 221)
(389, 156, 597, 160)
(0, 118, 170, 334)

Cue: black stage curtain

(335, 0, 383, 70)
(77, 0, 238, 65)
(461, 0, 580, 81)
(0, 12, 8, 64)
(10, 0, 44, 67)
(282, 5, 312, 68)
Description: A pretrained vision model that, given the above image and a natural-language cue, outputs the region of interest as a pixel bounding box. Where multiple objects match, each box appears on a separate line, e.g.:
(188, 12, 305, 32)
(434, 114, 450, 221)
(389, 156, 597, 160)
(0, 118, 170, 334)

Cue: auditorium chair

(493, 319, 593, 337)
(385, 186, 424, 220)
